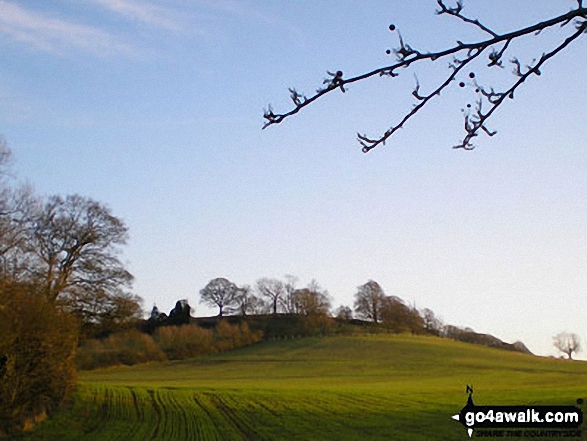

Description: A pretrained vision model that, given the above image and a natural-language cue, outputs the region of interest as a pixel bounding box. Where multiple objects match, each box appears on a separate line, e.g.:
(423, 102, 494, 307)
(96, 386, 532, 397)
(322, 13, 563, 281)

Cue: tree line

(195, 276, 441, 335)
(180, 276, 531, 354)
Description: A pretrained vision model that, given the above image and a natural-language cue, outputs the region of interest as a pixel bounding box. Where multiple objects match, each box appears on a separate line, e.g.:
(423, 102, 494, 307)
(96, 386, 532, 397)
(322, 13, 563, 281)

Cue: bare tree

(199, 277, 239, 317)
(233, 285, 266, 316)
(0, 142, 36, 283)
(281, 274, 300, 314)
(421, 307, 444, 335)
(28, 194, 133, 306)
(264, 1, 587, 151)
(293, 279, 331, 316)
(354, 280, 386, 323)
(73, 288, 143, 336)
(553, 332, 581, 360)
(0, 186, 36, 282)
(256, 277, 285, 314)
(335, 305, 353, 320)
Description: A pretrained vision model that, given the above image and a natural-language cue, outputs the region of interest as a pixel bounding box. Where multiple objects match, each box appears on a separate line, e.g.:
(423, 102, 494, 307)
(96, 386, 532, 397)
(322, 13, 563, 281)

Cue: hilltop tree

(553, 332, 581, 360)
(263, 1, 587, 151)
(281, 274, 300, 314)
(421, 307, 444, 335)
(293, 280, 331, 316)
(200, 278, 239, 317)
(354, 280, 386, 323)
(335, 305, 353, 320)
(233, 285, 266, 316)
(256, 277, 285, 315)
(380, 296, 424, 334)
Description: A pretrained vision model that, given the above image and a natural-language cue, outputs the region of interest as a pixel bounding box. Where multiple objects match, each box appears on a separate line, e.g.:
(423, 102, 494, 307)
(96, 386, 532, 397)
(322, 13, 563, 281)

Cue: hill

(19, 334, 587, 440)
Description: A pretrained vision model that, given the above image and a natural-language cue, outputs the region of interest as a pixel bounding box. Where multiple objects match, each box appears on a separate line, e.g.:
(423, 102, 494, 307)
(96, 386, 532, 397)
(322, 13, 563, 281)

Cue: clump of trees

(353, 280, 428, 334)
(0, 140, 140, 435)
(194, 276, 446, 339)
(199, 275, 332, 319)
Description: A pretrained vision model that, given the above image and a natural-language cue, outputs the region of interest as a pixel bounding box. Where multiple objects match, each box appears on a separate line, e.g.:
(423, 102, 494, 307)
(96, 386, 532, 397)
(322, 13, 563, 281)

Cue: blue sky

(1, 0, 585, 357)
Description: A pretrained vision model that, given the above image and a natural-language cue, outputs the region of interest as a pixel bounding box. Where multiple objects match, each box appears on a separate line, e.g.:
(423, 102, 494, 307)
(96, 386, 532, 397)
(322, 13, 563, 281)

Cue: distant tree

(281, 274, 300, 314)
(256, 277, 285, 315)
(421, 307, 444, 335)
(233, 285, 266, 316)
(264, 2, 587, 151)
(354, 280, 386, 323)
(405, 302, 425, 334)
(200, 278, 239, 317)
(442, 324, 465, 340)
(380, 296, 423, 333)
(335, 305, 353, 320)
(293, 280, 331, 316)
(553, 332, 581, 360)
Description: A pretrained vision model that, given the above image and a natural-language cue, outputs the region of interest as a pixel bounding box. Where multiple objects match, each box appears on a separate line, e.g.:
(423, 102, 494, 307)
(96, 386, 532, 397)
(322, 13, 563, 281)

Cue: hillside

(20, 334, 587, 440)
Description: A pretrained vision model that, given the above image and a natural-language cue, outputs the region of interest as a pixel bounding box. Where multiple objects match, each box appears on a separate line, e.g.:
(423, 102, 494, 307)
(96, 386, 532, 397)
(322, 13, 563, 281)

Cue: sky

(0, 0, 585, 358)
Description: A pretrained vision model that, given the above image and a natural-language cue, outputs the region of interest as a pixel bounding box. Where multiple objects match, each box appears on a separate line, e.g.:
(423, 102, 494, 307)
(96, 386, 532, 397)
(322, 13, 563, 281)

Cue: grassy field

(20, 334, 587, 440)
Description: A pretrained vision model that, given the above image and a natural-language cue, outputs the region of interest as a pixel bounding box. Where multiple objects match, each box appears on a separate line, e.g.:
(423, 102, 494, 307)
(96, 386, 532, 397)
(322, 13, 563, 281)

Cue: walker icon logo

(451, 386, 583, 438)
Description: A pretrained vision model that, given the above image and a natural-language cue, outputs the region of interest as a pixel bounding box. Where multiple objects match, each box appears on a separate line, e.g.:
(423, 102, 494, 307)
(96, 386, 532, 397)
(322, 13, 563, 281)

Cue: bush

(0, 285, 77, 436)
(214, 321, 262, 352)
(77, 321, 264, 370)
(154, 325, 213, 360)
(76, 329, 166, 370)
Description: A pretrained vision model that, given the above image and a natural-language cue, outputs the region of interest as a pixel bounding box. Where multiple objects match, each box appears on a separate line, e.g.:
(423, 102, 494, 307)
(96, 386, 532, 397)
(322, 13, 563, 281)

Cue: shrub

(0, 285, 77, 436)
(154, 325, 213, 360)
(213, 321, 261, 352)
(76, 329, 166, 370)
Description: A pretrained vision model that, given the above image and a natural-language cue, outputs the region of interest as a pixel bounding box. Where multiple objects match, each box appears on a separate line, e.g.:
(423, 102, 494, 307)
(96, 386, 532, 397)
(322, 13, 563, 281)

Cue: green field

(20, 335, 587, 440)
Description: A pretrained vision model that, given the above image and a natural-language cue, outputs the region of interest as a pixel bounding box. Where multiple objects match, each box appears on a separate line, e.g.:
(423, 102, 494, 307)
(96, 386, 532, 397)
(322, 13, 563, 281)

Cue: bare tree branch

(456, 21, 587, 149)
(263, 4, 587, 152)
(436, 0, 497, 37)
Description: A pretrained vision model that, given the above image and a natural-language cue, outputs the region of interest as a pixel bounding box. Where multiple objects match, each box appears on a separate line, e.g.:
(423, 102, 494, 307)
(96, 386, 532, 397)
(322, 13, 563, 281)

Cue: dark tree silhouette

(553, 332, 581, 360)
(200, 278, 239, 317)
(354, 280, 386, 323)
(256, 277, 285, 315)
(264, 1, 587, 151)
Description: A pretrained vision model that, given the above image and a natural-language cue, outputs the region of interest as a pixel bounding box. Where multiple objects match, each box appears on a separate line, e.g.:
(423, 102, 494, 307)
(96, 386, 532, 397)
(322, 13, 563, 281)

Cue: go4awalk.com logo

(451, 386, 583, 438)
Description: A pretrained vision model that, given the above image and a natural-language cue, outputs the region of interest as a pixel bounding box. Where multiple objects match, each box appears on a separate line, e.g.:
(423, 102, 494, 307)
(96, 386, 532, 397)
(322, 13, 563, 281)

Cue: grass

(18, 334, 587, 440)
